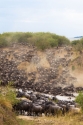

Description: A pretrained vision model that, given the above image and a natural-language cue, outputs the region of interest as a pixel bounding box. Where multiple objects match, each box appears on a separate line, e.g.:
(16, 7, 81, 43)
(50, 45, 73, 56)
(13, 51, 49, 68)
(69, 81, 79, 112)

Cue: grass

(1, 110, 83, 125)
(0, 105, 19, 125)
(16, 112, 83, 125)
(0, 86, 20, 125)
(18, 119, 36, 125)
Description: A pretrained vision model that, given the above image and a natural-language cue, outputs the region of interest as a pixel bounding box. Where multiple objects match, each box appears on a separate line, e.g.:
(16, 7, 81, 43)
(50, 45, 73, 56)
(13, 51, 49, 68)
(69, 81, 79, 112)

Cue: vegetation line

(0, 32, 70, 50)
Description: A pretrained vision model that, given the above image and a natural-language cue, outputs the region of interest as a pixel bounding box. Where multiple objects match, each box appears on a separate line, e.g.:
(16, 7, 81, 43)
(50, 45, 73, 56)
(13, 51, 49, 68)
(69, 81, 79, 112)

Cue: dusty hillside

(0, 43, 83, 94)
(70, 53, 83, 87)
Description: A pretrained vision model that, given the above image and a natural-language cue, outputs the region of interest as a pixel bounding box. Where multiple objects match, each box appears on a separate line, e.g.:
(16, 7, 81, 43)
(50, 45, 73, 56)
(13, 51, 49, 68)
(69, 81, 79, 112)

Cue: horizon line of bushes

(0, 32, 70, 50)
(71, 38, 83, 52)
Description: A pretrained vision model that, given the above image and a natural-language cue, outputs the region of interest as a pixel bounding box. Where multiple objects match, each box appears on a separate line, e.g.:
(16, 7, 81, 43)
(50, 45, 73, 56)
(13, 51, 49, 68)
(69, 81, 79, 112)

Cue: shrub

(72, 66, 75, 70)
(0, 35, 8, 47)
(0, 86, 18, 109)
(71, 38, 83, 53)
(0, 32, 70, 50)
(75, 92, 83, 111)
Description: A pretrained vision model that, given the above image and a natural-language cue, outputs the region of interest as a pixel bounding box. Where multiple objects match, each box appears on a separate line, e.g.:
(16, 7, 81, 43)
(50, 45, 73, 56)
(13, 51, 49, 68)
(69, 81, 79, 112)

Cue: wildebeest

(13, 100, 32, 115)
(31, 104, 43, 116)
(44, 103, 62, 116)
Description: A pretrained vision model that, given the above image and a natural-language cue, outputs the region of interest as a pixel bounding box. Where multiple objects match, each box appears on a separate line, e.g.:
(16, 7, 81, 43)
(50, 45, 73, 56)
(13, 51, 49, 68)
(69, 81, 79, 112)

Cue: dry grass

(0, 97, 12, 109)
(0, 100, 20, 125)
(0, 86, 19, 125)
(18, 118, 36, 125)
(0, 104, 19, 125)
(35, 114, 83, 125)
(17, 113, 83, 125)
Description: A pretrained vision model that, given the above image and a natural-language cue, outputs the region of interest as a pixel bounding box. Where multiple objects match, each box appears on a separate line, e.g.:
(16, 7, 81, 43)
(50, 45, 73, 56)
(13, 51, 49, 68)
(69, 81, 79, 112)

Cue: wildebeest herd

(13, 88, 80, 116)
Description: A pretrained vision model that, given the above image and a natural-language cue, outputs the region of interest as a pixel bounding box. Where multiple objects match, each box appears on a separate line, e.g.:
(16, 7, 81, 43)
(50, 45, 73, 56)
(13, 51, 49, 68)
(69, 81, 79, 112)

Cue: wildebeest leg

(27, 111, 29, 116)
(45, 111, 49, 116)
(31, 110, 34, 116)
(19, 110, 23, 115)
(39, 112, 42, 116)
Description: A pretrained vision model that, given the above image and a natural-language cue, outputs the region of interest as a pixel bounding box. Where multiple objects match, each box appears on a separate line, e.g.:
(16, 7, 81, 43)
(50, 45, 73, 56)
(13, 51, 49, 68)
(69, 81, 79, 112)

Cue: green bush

(71, 38, 83, 52)
(0, 35, 8, 47)
(75, 92, 83, 111)
(0, 86, 18, 109)
(0, 32, 70, 50)
(72, 40, 80, 45)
